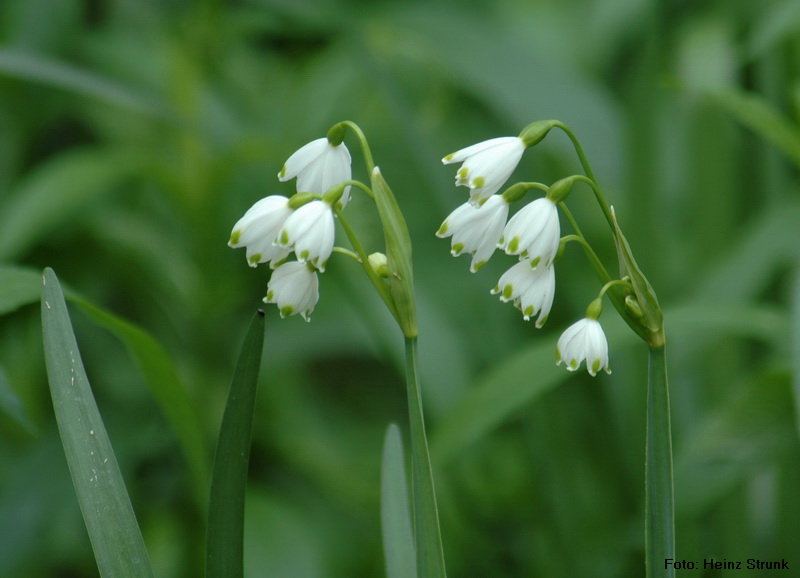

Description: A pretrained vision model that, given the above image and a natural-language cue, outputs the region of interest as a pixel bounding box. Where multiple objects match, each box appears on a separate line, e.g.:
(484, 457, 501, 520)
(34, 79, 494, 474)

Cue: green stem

(645, 343, 675, 578)
(404, 337, 446, 578)
(567, 174, 615, 231)
(341, 120, 376, 174)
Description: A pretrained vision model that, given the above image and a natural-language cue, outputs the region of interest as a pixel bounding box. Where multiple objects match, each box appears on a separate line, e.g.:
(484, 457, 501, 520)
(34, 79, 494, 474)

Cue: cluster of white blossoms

(228, 137, 352, 321)
(439, 133, 610, 376)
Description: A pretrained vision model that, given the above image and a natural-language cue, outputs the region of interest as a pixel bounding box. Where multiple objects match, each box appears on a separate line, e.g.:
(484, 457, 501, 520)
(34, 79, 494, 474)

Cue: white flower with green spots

(265, 261, 320, 321)
(442, 136, 525, 206)
(491, 259, 555, 327)
(277, 200, 335, 272)
(228, 195, 293, 268)
(278, 138, 352, 206)
(556, 318, 611, 376)
(436, 195, 509, 272)
(498, 197, 560, 267)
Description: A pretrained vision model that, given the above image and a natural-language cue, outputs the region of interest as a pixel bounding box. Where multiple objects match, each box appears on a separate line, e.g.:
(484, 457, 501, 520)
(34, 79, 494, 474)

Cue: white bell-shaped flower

(228, 195, 293, 267)
(499, 197, 560, 267)
(491, 259, 555, 327)
(278, 138, 352, 206)
(264, 261, 320, 321)
(556, 318, 611, 376)
(436, 195, 509, 272)
(277, 200, 335, 272)
(442, 136, 525, 206)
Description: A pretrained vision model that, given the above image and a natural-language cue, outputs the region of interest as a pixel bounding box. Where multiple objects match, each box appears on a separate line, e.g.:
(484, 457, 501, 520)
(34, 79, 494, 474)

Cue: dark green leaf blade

(206, 311, 265, 578)
(41, 267, 153, 578)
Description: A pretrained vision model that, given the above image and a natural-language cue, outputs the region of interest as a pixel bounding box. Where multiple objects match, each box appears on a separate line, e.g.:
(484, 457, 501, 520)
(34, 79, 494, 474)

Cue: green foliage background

(2, 0, 800, 576)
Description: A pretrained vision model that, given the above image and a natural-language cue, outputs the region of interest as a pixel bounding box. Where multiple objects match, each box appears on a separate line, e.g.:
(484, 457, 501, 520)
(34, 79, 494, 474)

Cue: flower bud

(368, 252, 389, 278)
(518, 119, 558, 148)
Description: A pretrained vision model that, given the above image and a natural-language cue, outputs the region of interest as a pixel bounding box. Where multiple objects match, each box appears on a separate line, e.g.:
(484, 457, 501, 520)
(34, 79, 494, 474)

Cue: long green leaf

(206, 311, 265, 578)
(41, 267, 153, 577)
(0, 264, 210, 505)
(381, 423, 416, 578)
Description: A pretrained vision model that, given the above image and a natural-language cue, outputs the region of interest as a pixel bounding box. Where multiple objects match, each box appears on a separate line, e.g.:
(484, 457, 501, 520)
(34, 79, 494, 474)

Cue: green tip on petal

(266, 290, 274, 301)
(472, 176, 485, 189)
(569, 360, 579, 371)
(529, 256, 540, 267)
(443, 153, 455, 162)
(436, 222, 449, 236)
(471, 260, 487, 272)
(555, 349, 562, 363)
(452, 242, 464, 255)
(278, 165, 287, 179)
(523, 305, 534, 318)
(300, 249, 309, 260)
(507, 237, 519, 253)
(229, 230, 242, 245)
(591, 359, 601, 375)
(535, 315, 548, 329)
(502, 284, 513, 300)
(280, 229, 290, 246)
(280, 305, 294, 318)
(248, 254, 261, 266)
(457, 167, 468, 179)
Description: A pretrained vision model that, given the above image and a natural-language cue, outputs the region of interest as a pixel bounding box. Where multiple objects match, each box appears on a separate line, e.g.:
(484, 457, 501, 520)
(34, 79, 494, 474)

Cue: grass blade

(206, 311, 265, 578)
(41, 268, 153, 577)
(381, 424, 417, 578)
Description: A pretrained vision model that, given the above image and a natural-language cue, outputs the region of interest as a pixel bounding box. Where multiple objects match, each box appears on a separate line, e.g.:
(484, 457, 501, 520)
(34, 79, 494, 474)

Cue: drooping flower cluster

(229, 137, 351, 321)
(438, 128, 611, 376)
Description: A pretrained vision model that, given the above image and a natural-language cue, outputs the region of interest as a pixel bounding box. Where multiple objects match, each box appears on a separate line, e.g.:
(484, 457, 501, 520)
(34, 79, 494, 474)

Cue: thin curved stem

(566, 174, 615, 230)
(341, 120, 376, 175)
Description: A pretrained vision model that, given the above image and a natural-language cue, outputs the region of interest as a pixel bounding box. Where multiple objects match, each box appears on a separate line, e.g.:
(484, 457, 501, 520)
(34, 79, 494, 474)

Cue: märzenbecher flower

(265, 261, 320, 321)
(442, 137, 525, 206)
(556, 318, 611, 376)
(278, 137, 352, 206)
(228, 195, 293, 267)
(278, 200, 335, 272)
(491, 259, 555, 327)
(498, 197, 560, 267)
(436, 194, 509, 272)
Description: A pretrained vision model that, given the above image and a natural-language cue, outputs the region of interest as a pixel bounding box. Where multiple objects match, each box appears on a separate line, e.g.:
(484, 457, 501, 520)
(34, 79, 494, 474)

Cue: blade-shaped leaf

(381, 423, 416, 578)
(206, 311, 265, 578)
(41, 267, 153, 577)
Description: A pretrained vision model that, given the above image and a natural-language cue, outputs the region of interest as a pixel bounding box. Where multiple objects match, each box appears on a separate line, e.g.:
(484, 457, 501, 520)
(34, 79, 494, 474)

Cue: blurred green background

(2, 0, 800, 576)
